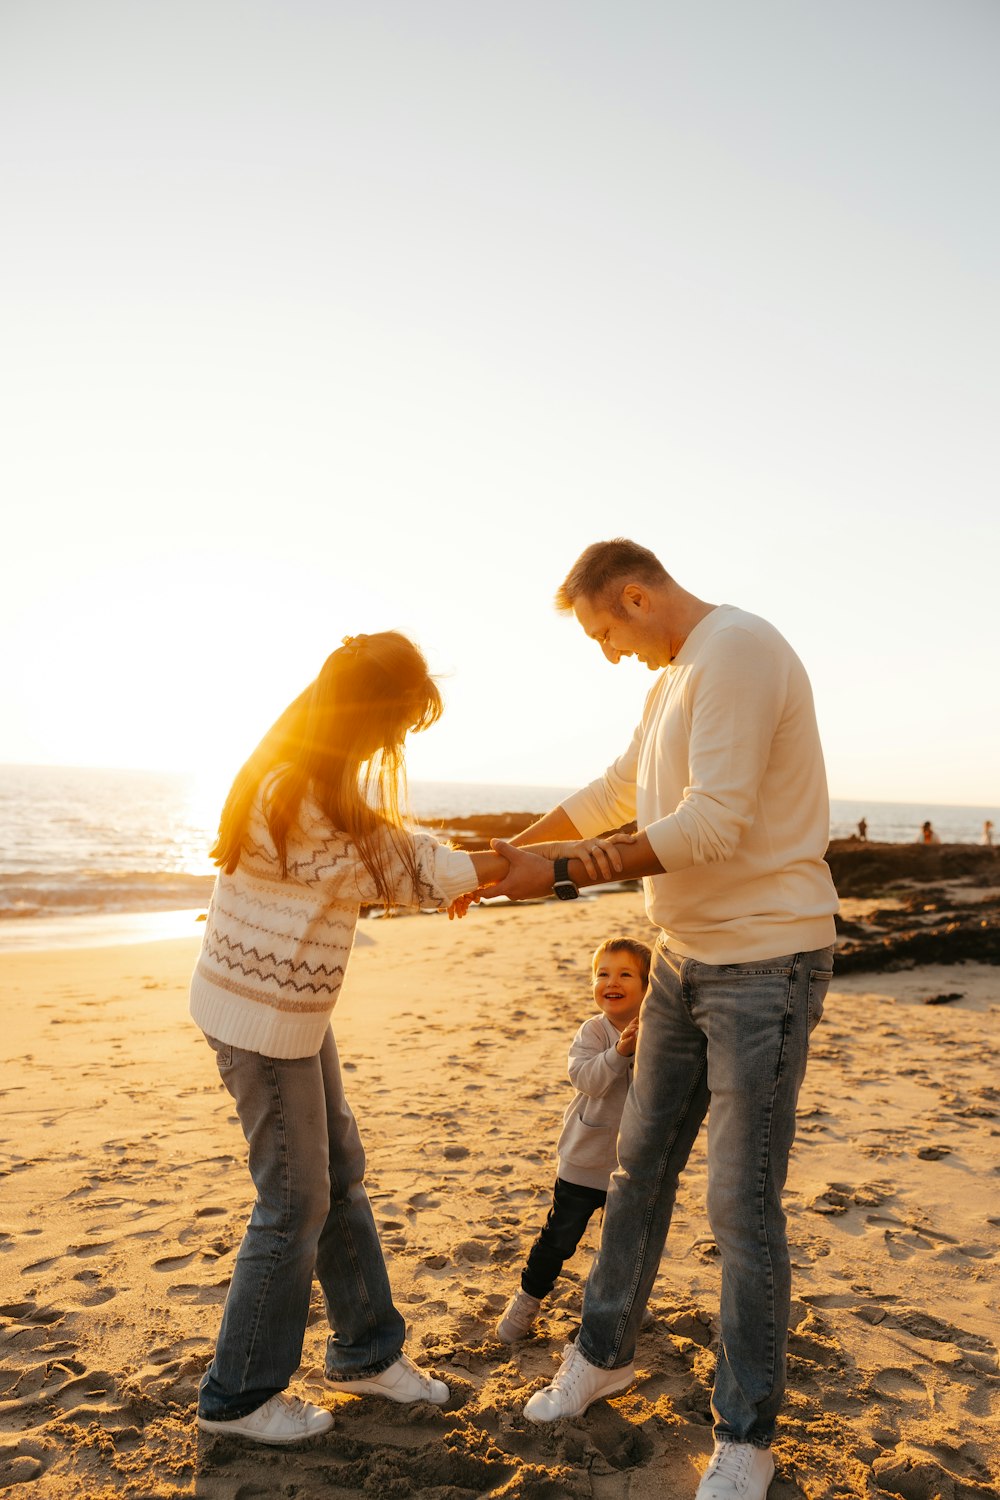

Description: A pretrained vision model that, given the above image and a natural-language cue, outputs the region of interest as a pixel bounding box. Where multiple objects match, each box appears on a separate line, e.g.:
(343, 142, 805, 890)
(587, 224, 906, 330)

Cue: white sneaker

(696, 1441, 775, 1500)
(496, 1289, 542, 1343)
(327, 1353, 449, 1405)
(523, 1342, 634, 1422)
(197, 1392, 333, 1445)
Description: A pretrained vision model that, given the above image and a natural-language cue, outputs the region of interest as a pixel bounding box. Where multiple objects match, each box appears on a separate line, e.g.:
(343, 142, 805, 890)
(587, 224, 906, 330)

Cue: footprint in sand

(872, 1366, 927, 1401)
(72, 1270, 117, 1306)
(872, 1450, 968, 1500)
(407, 1192, 441, 1212)
(168, 1281, 230, 1304)
(808, 1180, 894, 1215)
(152, 1252, 198, 1272)
(0, 1438, 50, 1488)
(1, 1300, 64, 1326)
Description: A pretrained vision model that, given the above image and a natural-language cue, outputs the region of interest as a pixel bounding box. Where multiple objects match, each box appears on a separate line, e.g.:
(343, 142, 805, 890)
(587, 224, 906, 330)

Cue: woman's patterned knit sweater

(189, 791, 476, 1058)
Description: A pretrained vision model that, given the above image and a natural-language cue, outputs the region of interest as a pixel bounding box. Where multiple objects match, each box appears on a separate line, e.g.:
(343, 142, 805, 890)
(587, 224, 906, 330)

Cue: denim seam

(754, 956, 797, 1423)
(606, 1071, 704, 1367)
(755, 954, 803, 1434)
(236, 1056, 289, 1398)
(332, 1178, 381, 1370)
(601, 953, 706, 1369)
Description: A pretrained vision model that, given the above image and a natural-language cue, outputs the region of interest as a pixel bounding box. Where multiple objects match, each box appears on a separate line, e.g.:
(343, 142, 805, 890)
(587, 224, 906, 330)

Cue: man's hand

(526, 835, 631, 883)
(615, 1017, 640, 1056)
(485, 840, 556, 902)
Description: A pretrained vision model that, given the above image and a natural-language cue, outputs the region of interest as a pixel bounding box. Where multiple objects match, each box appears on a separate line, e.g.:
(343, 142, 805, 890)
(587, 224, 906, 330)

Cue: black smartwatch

(553, 856, 579, 901)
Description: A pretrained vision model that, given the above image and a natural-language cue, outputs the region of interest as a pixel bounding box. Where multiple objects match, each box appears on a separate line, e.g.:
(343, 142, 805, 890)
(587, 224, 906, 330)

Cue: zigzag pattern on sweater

(217, 879, 356, 920)
(240, 824, 441, 905)
(195, 958, 335, 1013)
(204, 931, 347, 995)
(212, 894, 357, 953)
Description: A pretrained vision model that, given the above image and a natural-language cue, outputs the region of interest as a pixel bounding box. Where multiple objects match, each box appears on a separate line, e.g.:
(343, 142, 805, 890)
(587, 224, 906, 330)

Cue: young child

(496, 936, 652, 1343)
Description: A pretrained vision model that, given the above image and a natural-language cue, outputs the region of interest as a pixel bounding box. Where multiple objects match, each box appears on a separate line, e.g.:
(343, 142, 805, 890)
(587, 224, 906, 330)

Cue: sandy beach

(2, 888, 998, 1499)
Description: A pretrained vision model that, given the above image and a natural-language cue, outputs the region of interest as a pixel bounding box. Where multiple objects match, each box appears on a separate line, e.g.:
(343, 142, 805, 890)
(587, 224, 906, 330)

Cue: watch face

(554, 880, 578, 901)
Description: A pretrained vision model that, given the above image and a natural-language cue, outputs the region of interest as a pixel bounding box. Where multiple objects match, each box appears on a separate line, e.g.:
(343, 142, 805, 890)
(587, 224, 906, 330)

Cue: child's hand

(615, 1017, 640, 1056)
(448, 890, 483, 920)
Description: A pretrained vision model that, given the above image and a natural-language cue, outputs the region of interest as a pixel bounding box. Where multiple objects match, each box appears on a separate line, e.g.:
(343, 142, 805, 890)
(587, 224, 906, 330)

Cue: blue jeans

(577, 941, 834, 1447)
(198, 1027, 406, 1421)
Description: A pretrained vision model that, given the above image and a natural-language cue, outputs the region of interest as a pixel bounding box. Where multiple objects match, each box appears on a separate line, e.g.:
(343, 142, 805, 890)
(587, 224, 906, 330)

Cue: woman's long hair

(210, 632, 443, 908)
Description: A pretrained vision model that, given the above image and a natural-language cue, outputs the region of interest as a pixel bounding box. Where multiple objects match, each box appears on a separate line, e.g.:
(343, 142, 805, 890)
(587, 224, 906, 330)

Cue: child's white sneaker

(496, 1289, 542, 1343)
(696, 1440, 775, 1499)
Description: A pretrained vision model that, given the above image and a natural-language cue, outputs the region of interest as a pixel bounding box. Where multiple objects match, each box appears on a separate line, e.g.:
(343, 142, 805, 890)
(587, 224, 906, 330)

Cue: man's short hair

(555, 538, 670, 615)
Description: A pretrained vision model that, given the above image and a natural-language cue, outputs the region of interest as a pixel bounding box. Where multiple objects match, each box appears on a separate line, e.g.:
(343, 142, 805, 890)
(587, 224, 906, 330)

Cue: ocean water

(1, 764, 996, 948)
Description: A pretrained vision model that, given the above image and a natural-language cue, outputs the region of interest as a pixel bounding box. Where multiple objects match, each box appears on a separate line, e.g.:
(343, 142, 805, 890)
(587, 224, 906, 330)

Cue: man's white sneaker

(197, 1392, 333, 1445)
(696, 1441, 775, 1500)
(523, 1342, 634, 1422)
(327, 1353, 449, 1405)
(496, 1289, 542, 1344)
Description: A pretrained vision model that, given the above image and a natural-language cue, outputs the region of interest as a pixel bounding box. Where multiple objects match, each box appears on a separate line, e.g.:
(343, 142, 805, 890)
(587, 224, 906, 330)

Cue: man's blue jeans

(577, 941, 834, 1447)
(198, 1027, 406, 1421)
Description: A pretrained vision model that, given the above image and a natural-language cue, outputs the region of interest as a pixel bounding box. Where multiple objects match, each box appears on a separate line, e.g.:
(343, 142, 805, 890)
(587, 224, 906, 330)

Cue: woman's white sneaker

(197, 1392, 333, 1445)
(523, 1342, 634, 1421)
(696, 1440, 775, 1499)
(327, 1353, 449, 1405)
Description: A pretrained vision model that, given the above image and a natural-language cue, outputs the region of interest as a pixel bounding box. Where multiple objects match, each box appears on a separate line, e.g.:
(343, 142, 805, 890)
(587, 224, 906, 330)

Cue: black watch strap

(553, 856, 579, 900)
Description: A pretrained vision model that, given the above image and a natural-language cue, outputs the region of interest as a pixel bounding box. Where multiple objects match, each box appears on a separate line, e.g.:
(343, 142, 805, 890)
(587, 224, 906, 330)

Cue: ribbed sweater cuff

(431, 849, 478, 904)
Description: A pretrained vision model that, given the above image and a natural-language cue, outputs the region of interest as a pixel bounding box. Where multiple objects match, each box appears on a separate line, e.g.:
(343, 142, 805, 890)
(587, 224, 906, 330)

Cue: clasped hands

(446, 832, 637, 919)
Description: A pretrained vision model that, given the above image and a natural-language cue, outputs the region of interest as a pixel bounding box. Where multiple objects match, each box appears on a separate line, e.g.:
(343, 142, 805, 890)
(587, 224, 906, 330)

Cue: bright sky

(2, 1, 997, 805)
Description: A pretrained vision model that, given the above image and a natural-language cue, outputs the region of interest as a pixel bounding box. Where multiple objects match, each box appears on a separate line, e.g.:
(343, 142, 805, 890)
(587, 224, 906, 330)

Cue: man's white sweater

(563, 605, 838, 964)
(190, 792, 475, 1058)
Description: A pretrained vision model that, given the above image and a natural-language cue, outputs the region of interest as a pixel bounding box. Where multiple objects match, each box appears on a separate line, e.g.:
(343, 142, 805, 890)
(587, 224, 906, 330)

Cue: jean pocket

(807, 969, 833, 1033)
(204, 1033, 233, 1070)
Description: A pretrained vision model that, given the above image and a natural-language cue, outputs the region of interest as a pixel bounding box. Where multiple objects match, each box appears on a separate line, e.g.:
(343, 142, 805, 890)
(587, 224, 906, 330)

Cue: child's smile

(593, 955, 647, 1028)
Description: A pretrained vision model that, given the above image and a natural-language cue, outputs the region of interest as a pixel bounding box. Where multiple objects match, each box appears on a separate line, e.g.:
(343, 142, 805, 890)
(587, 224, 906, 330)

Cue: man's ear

(621, 583, 648, 614)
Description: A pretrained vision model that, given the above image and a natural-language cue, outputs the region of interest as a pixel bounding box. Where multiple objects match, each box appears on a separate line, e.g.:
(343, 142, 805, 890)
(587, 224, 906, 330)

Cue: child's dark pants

(521, 1177, 608, 1299)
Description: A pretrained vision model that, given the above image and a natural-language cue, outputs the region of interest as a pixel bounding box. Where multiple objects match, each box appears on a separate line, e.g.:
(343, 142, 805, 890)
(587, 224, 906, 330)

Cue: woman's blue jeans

(198, 1027, 405, 1420)
(577, 941, 834, 1447)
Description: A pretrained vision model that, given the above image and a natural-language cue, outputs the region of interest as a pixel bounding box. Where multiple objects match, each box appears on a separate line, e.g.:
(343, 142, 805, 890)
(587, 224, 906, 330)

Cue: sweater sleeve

(567, 1018, 631, 1097)
(279, 811, 477, 908)
(644, 624, 789, 873)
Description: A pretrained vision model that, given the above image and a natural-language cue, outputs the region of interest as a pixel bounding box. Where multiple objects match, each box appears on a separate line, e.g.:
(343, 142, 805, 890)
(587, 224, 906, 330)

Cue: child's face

(592, 951, 647, 1028)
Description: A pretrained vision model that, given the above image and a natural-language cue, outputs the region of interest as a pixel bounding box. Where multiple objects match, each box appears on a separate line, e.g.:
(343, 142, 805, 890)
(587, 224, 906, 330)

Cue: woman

(191, 632, 509, 1444)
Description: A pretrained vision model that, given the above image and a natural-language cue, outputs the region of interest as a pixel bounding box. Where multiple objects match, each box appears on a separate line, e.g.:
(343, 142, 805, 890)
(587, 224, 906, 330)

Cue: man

(487, 538, 837, 1500)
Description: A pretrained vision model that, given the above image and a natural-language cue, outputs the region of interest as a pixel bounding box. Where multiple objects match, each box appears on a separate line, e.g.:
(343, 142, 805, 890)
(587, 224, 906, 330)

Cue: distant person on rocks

(983, 820, 994, 847)
(189, 633, 517, 1446)
(495, 937, 652, 1344)
(479, 538, 838, 1500)
(921, 820, 941, 845)
(857, 817, 867, 841)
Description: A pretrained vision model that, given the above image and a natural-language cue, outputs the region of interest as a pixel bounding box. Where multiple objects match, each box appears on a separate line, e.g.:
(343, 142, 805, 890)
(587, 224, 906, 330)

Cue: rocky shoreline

(827, 839, 1000, 974)
(420, 816, 1000, 975)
